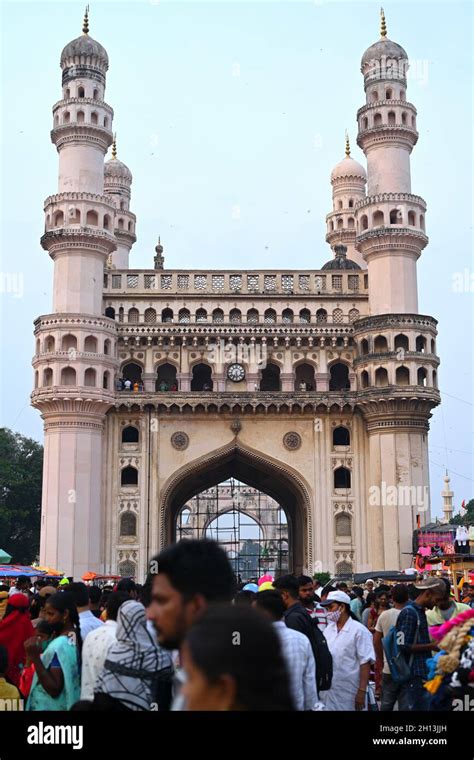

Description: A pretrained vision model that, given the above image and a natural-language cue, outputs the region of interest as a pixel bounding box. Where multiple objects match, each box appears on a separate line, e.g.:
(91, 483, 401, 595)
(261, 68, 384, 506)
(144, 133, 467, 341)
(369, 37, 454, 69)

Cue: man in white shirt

(8, 576, 30, 597)
(69, 582, 104, 641)
(81, 591, 129, 701)
(255, 589, 318, 710)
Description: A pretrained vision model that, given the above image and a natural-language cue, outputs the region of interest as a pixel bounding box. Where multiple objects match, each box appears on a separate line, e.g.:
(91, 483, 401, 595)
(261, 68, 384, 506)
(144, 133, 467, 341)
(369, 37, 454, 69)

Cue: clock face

(227, 363, 246, 382)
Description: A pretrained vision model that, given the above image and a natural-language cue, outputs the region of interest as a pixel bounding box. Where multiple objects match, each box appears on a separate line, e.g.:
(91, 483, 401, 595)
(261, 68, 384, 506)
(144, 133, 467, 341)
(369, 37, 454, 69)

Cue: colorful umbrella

(0, 550, 12, 564)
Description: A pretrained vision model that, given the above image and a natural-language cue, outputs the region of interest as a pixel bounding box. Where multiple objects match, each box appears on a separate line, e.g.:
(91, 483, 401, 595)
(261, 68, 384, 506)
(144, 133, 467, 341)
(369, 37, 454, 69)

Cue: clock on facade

(227, 363, 246, 382)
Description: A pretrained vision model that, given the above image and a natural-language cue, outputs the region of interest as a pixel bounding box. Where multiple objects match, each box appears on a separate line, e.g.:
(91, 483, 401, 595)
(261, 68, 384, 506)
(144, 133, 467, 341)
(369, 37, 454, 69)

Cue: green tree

(313, 571, 331, 586)
(0, 428, 43, 564)
(450, 499, 474, 527)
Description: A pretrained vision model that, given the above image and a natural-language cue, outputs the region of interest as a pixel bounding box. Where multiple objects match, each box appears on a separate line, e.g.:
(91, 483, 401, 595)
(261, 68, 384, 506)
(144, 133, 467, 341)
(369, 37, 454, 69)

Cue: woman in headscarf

(93, 599, 161, 711)
(25, 592, 81, 710)
(0, 593, 35, 686)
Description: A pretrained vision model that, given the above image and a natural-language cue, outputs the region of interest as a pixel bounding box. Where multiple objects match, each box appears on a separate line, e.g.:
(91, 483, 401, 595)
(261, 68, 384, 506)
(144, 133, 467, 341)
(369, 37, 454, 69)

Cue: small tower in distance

(104, 135, 137, 269)
(441, 473, 454, 524)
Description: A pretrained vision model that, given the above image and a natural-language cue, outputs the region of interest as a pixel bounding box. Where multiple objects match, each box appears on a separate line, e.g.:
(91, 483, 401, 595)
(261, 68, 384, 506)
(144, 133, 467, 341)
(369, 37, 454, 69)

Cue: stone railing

(352, 313, 438, 332)
(355, 193, 426, 211)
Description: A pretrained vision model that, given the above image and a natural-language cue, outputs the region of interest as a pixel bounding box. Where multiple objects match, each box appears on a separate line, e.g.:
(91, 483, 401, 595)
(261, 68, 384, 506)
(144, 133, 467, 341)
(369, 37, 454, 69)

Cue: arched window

(212, 308, 224, 323)
(103, 371, 110, 389)
(104, 339, 111, 355)
(191, 363, 213, 391)
(122, 426, 139, 443)
(360, 338, 369, 355)
(332, 308, 343, 323)
(299, 309, 311, 324)
(334, 467, 351, 489)
(156, 363, 178, 391)
(316, 308, 327, 324)
(385, 88, 393, 100)
(264, 309, 276, 324)
(118, 218, 124, 229)
(61, 367, 76, 385)
(144, 308, 156, 324)
(128, 221, 132, 231)
(77, 110, 85, 123)
(65, 88, 70, 99)
(431, 339, 436, 354)
(128, 308, 139, 323)
(337, 218, 344, 229)
(84, 335, 98, 353)
(294, 363, 315, 392)
(105, 306, 115, 319)
(360, 214, 368, 230)
(374, 113, 382, 127)
(348, 308, 359, 323)
(69, 207, 80, 224)
(230, 309, 242, 324)
(45, 335, 55, 352)
(122, 363, 142, 383)
(329, 363, 350, 391)
(333, 426, 350, 446)
(34, 370, 39, 389)
(179, 508, 191, 526)
(372, 210, 384, 226)
(118, 307, 124, 323)
(103, 214, 110, 229)
(118, 560, 136, 578)
(43, 368, 53, 387)
(196, 308, 208, 323)
(63, 111, 70, 124)
(371, 90, 378, 102)
(348, 199, 354, 208)
(121, 467, 138, 487)
(335, 513, 352, 537)
(247, 308, 259, 324)
(178, 308, 190, 323)
(329, 221, 334, 231)
(400, 90, 406, 100)
(282, 308, 294, 323)
(161, 308, 173, 323)
(53, 210, 64, 227)
(61, 334, 77, 351)
(338, 200, 343, 210)
(417, 367, 427, 387)
(347, 216, 355, 229)
(396, 366, 410, 386)
(375, 367, 389, 387)
(120, 512, 137, 537)
(419, 214, 425, 231)
(260, 363, 281, 391)
(86, 210, 98, 226)
(388, 111, 396, 125)
(362, 117, 368, 130)
(432, 370, 437, 388)
(104, 117, 108, 128)
(374, 335, 388, 352)
(390, 208, 401, 224)
(93, 88, 99, 99)
(408, 210, 416, 226)
(411, 115, 416, 128)
(401, 112, 407, 125)
(120, 200, 126, 211)
(416, 335, 426, 352)
(361, 370, 369, 388)
(78, 86, 85, 98)
(394, 334, 409, 352)
(36, 338, 41, 355)
(91, 112, 98, 125)
(84, 368, 96, 386)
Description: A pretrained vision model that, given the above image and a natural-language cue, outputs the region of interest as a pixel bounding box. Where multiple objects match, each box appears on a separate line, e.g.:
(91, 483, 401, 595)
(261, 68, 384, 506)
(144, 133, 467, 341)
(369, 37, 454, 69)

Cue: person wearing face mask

(318, 591, 375, 711)
(24, 592, 81, 710)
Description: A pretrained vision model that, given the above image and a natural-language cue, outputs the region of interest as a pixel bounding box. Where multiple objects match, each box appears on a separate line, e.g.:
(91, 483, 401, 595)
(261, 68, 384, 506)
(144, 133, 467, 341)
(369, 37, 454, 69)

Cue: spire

(345, 130, 350, 158)
(441, 472, 454, 524)
(380, 7, 387, 38)
(112, 133, 117, 160)
(82, 5, 90, 35)
(154, 237, 165, 270)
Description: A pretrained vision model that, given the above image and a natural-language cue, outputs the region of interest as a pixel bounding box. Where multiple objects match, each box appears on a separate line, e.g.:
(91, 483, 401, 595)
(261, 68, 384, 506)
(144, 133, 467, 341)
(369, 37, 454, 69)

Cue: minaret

(154, 237, 165, 270)
(326, 133, 367, 268)
(104, 135, 136, 269)
(31, 9, 119, 578)
(441, 473, 454, 524)
(355, 7, 428, 313)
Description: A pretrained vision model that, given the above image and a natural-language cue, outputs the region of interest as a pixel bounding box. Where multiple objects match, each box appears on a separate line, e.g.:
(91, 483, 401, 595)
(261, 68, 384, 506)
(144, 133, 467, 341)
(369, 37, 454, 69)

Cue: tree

(313, 571, 331, 586)
(0, 428, 43, 564)
(450, 499, 474, 527)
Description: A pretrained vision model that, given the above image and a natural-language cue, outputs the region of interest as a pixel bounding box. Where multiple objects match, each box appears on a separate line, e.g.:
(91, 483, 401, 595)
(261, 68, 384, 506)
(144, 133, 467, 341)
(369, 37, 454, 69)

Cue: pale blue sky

(1, 0, 472, 519)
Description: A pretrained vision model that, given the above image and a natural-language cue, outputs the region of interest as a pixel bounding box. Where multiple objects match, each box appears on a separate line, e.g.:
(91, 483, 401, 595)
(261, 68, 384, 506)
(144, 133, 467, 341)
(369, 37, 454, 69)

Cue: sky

(1, 0, 473, 520)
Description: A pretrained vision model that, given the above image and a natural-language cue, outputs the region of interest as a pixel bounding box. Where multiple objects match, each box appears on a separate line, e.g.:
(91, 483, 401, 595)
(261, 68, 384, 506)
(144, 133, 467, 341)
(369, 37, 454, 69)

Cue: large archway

(159, 442, 312, 575)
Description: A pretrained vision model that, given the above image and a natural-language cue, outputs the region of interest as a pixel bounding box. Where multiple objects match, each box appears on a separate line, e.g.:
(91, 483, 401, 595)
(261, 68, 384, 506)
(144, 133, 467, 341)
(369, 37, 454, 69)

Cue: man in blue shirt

(396, 577, 445, 710)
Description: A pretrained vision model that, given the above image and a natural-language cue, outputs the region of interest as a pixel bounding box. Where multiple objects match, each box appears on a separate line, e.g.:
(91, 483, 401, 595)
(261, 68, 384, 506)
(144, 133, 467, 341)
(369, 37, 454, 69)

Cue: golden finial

(345, 130, 350, 158)
(82, 5, 90, 35)
(112, 133, 117, 159)
(380, 7, 387, 38)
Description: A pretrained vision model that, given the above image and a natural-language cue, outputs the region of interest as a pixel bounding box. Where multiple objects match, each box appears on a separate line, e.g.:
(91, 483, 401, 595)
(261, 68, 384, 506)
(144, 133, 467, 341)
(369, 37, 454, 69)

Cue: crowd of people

(0, 542, 473, 712)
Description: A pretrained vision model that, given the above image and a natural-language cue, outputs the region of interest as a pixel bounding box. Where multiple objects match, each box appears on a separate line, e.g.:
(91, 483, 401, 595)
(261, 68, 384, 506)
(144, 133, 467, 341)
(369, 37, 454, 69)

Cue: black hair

(105, 591, 130, 621)
(151, 540, 236, 603)
(297, 575, 313, 587)
(116, 578, 137, 594)
(0, 644, 8, 674)
(68, 582, 89, 608)
(391, 584, 409, 604)
(234, 590, 256, 605)
(364, 591, 377, 608)
(46, 592, 83, 653)
(16, 576, 29, 587)
(185, 604, 294, 710)
(254, 590, 286, 621)
(375, 588, 390, 599)
(273, 575, 299, 599)
(29, 595, 43, 619)
(36, 619, 54, 637)
(321, 585, 336, 598)
(407, 583, 420, 601)
(352, 586, 364, 599)
(439, 577, 451, 595)
(337, 582, 349, 590)
(139, 573, 153, 607)
(0, 585, 10, 593)
(88, 586, 101, 604)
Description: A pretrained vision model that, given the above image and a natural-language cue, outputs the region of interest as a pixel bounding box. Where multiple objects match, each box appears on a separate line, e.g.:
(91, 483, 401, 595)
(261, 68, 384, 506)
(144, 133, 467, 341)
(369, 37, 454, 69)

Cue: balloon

(243, 583, 259, 593)
(258, 574, 274, 586)
(258, 581, 275, 592)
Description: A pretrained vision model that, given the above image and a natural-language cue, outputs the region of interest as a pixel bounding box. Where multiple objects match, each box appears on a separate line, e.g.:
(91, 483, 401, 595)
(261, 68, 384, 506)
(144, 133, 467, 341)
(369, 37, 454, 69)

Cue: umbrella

(0, 550, 12, 564)
(0, 564, 46, 578)
(35, 566, 64, 578)
(82, 571, 98, 581)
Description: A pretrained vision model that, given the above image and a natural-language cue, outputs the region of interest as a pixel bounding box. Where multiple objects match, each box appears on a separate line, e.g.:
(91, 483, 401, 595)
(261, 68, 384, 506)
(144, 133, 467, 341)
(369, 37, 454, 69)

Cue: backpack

(310, 618, 333, 692)
(382, 608, 420, 684)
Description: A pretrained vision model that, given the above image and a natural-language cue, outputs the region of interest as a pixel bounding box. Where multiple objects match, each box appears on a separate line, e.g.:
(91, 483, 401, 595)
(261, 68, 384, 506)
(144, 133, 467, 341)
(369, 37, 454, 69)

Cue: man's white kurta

(320, 617, 375, 711)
